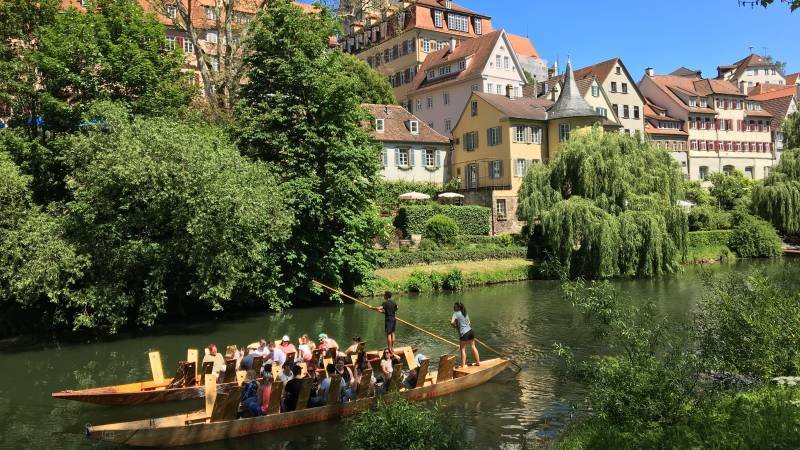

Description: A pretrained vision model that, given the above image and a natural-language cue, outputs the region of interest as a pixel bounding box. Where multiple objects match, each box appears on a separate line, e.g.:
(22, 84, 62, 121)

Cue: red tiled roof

(414, 0, 488, 18)
(744, 109, 773, 118)
(473, 91, 552, 121)
(644, 123, 688, 137)
(507, 34, 540, 59)
(758, 96, 796, 129)
(720, 53, 775, 81)
(786, 73, 800, 85)
(362, 104, 450, 144)
(748, 85, 798, 101)
(646, 75, 735, 114)
(407, 29, 504, 93)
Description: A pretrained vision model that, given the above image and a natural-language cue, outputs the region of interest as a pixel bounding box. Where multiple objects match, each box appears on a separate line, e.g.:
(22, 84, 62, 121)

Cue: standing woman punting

(450, 302, 480, 369)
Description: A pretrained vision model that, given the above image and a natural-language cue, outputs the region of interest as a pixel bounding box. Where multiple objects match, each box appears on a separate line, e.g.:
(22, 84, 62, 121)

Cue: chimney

(449, 37, 457, 53)
(646, 67, 654, 77)
(552, 60, 558, 75)
(506, 84, 513, 99)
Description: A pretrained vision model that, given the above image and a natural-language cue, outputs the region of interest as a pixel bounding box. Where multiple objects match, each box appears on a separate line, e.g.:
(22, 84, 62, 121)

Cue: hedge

(395, 205, 491, 236)
(686, 230, 735, 248)
(378, 247, 527, 268)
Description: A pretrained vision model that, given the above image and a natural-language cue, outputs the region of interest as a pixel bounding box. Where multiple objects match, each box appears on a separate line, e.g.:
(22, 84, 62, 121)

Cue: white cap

(282, 335, 290, 342)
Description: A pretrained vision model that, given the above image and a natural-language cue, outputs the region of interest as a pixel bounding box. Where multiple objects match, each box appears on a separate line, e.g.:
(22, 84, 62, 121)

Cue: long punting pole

(311, 280, 522, 371)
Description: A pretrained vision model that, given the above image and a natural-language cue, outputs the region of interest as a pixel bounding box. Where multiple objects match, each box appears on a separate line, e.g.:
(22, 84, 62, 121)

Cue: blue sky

(456, 0, 799, 78)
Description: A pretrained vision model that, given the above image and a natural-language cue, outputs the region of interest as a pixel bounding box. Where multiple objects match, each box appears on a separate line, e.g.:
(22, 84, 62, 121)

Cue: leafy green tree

(728, 215, 783, 258)
(517, 131, 687, 278)
(424, 214, 459, 246)
(750, 0, 800, 11)
(682, 180, 714, 206)
(784, 111, 800, 150)
(60, 102, 293, 332)
(235, 0, 383, 296)
(12, 0, 193, 137)
(339, 53, 396, 104)
(707, 170, 753, 210)
(751, 149, 800, 234)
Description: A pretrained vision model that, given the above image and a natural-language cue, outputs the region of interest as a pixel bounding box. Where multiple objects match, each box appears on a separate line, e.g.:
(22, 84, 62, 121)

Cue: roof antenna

(762, 46, 768, 56)
(748, 45, 754, 54)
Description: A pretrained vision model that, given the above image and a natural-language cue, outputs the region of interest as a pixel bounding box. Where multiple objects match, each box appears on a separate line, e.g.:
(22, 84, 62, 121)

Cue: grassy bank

(358, 259, 534, 296)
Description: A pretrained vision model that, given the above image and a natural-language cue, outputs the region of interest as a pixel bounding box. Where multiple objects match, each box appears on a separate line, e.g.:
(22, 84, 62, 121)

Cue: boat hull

(87, 358, 511, 447)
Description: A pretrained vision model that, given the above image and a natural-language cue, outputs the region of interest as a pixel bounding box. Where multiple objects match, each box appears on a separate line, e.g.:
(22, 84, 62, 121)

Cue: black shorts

(459, 330, 475, 341)
(385, 318, 396, 334)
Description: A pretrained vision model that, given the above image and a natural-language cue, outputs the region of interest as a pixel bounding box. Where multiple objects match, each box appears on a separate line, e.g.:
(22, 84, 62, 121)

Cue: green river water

(1, 259, 796, 449)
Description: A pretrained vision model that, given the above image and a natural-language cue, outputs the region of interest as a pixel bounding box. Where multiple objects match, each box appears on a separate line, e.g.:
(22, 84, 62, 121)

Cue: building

(450, 61, 618, 234)
(537, 73, 620, 129)
(639, 69, 775, 181)
(363, 103, 452, 184)
(339, 0, 493, 100)
(747, 85, 798, 160)
(507, 33, 548, 85)
(716, 53, 786, 94)
(643, 99, 689, 177)
(406, 29, 528, 136)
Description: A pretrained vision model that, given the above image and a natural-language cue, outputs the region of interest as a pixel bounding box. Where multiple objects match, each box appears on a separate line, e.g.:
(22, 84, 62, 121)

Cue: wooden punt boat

(53, 346, 412, 406)
(86, 357, 510, 447)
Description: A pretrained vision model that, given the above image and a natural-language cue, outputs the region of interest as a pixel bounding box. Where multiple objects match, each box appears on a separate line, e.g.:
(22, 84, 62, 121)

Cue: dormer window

(166, 5, 177, 18)
(408, 120, 419, 135)
(445, 0, 453, 8)
(458, 59, 466, 71)
(689, 97, 697, 107)
(434, 10, 443, 28)
(427, 69, 435, 80)
(699, 98, 707, 107)
(375, 119, 385, 132)
(473, 18, 482, 34)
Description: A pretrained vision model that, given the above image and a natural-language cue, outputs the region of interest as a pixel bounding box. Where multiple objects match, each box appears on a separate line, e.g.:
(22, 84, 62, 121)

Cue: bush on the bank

(379, 247, 527, 268)
(728, 216, 783, 258)
(687, 205, 733, 231)
(404, 271, 440, 293)
(395, 205, 491, 236)
(344, 398, 465, 450)
(442, 269, 465, 291)
(686, 230, 735, 248)
(424, 215, 459, 246)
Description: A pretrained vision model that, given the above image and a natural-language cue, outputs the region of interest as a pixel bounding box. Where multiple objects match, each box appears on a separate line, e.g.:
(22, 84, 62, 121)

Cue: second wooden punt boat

(86, 357, 510, 447)
(53, 346, 413, 406)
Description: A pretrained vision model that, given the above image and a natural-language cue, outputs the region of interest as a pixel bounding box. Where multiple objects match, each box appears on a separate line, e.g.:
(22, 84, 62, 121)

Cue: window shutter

(497, 127, 502, 144)
(395, 149, 400, 166)
(486, 128, 492, 145)
(497, 160, 503, 177)
(382, 149, 388, 166)
(436, 150, 443, 168)
(714, 119, 719, 130)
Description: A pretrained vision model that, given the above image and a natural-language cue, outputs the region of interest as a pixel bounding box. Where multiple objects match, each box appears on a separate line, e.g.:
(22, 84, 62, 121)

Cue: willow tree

(517, 130, 687, 278)
(752, 149, 800, 234)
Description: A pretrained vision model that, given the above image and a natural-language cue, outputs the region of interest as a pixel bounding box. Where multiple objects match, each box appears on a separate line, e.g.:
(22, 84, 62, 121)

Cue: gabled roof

(507, 33, 540, 59)
(784, 73, 799, 85)
(670, 67, 702, 78)
(547, 60, 603, 120)
(748, 83, 796, 97)
(407, 29, 521, 94)
(719, 53, 777, 81)
(473, 91, 551, 121)
(643, 74, 739, 114)
(362, 104, 450, 144)
(692, 78, 742, 96)
(752, 94, 796, 129)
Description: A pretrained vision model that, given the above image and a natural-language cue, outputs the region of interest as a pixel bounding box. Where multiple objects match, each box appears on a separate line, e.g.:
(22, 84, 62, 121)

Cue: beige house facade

(717, 53, 787, 94)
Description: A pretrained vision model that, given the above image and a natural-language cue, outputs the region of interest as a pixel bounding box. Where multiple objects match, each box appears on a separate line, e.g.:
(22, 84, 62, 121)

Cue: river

(1, 259, 795, 449)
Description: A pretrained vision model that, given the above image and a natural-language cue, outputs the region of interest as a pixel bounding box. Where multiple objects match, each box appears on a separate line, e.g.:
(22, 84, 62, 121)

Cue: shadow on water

(0, 259, 795, 449)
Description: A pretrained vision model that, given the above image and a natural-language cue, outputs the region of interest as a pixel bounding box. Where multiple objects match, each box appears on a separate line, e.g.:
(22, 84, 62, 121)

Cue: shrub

(708, 170, 753, 211)
(416, 239, 439, 252)
(423, 214, 459, 246)
(404, 271, 436, 293)
(728, 216, 783, 258)
(379, 247, 527, 268)
(683, 180, 714, 206)
(442, 269, 465, 291)
(686, 230, 735, 248)
(395, 205, 491, 236)
(344, 398, 465, 450)
(688, 205, 732, 231)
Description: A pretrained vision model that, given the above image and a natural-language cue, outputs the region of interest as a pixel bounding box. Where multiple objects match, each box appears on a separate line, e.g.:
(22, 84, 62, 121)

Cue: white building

(363, 103, 452, 184)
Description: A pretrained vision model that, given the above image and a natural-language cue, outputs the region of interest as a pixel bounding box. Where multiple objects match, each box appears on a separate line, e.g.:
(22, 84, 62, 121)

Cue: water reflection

(0, 260, 795, 449)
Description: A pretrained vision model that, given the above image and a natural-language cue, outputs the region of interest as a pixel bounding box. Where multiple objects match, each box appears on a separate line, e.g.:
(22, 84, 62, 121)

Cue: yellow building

(451, 61, 619, 234)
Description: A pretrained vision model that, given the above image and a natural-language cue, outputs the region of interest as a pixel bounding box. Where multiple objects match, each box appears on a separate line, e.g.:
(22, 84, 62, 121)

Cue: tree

(338, 53, 395, 104)
(235, 0, 384, 297)
(708, 170, 753, 210)
(517, 131, 687, 278)
(741, 0, 800, 11)
(751, 149, 800, 234)
(784, 111, 800, 150)
(60, 102, 293, 332)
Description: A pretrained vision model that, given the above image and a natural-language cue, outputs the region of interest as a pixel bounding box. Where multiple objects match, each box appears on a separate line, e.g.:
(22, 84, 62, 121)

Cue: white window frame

(464, 131, 478, 151)
(487, 83, 493, 93)
(559, 124, 570, 142)
(375, 119, 385, 132)
(397, 149, 409, 167)
(434, 10, 443, 28)
(447, 13, 469, 32)
(504, 56, 510, 70)
(515, 158, 529, 177)
(474, 18, 482, 34)
(183, 39, 194, 53)
(205, 6, 217, 20)
(165, 35, 176, 50)
(206, 30, 218, 44)
(489, 160, 502, 179)
(487, 126, 501, 146)
(591, 85, 599, 97)
(426, 97, 433, 109)
(444, 119, 452, 131)
(458, 60, 466, 71)
(424, 149, 436, 167)
(166, 5, 177, 18)
(496, 199, 507, 220)
(422, 39, 430, 53)
(409, 120, 419, 135)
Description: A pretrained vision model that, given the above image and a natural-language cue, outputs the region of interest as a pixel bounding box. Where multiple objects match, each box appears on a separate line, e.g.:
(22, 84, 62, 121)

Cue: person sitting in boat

(311, 363, 345, 406)
(297, 339, 313, 364)
(239, 344, 259, 371)
(451, 302, 480, 369)
(353, 351, 376, 396)
(203, 344, 226, 381)
(282, 365, 304, 412)
(241, 371, 263, 417)
(379, 348, 395, 391)
(277, 361, 294, 384)
(401, 356, 426, 390)
(300, 334, 316, 352)
(258, 375, 273, 415)
(317, 333, 339, 354)
(265, 342, 287, 369)
(253, 339, 268, 356)
(278, 335, 297, 359)
(334, 357, 355, 401)
(345, 336, 364, 356)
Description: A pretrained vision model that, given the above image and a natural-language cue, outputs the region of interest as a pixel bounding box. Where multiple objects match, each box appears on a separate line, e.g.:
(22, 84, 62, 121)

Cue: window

(427, 97, 433, 109)
(470, 100, 478, 116)
(397, 149, 409, 167)
(447, 13, 468, 32)
(610, 82, 618, 92)
(434, 10, 443, 28)
(559, 124, 571, 142)
(436, 41, 445, 50)
(205, 6, 217, 19)
(689, 97, 697, 107)
(166, 5, 177, 18)
(422, 39, 430, 53)
(615, 66, 621, 75)
(409, 120, 419, 135)
(621, 83, 628, 93)
(489, 160, 502, 179)
(426, 69, 435, 80)
(375, 119, 384, 132)
(445, 0, 452, 8)
(464, 131, 479, 151)
(425, 149, 436, 167)
(210, 58, 219, 72)
(458, 60, 466, 71)
(699, 98, 707, 107)
(612, 104, 619, 116)
(496, 85, 502, 95)
(471, 84, 481, 92)
(438, 65, 451, 76)
(443, 92, 450, 105)
(596, 107, 608, 117)
(487, 126, 502, 146)
(591, 85, 599, 97)
(445, 119, 451, 131)
(503, 56, 510, 70)
(206, 30, 218, 44)
(745, 166, 754, 179)
(699, 166, 709, 180)
(487, 83, 493, 93)
(467, 164, 478, 188)
(496, 55, 502, 68)
(723, 165, 734, 175)
(513, 87, 520, 98)
(513, 125, 541, 144)
(473, 18, 482, 34)
(623, 105, 630, 119)
(381, 149, 387, 167)
(165, 35, 176, 50)
(183, 39, 194, 53)
(515, 159, 529, 177)
(496, 199, 507, 220)
(633, 106, 640, 119)
(415, 99, 422, 112)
